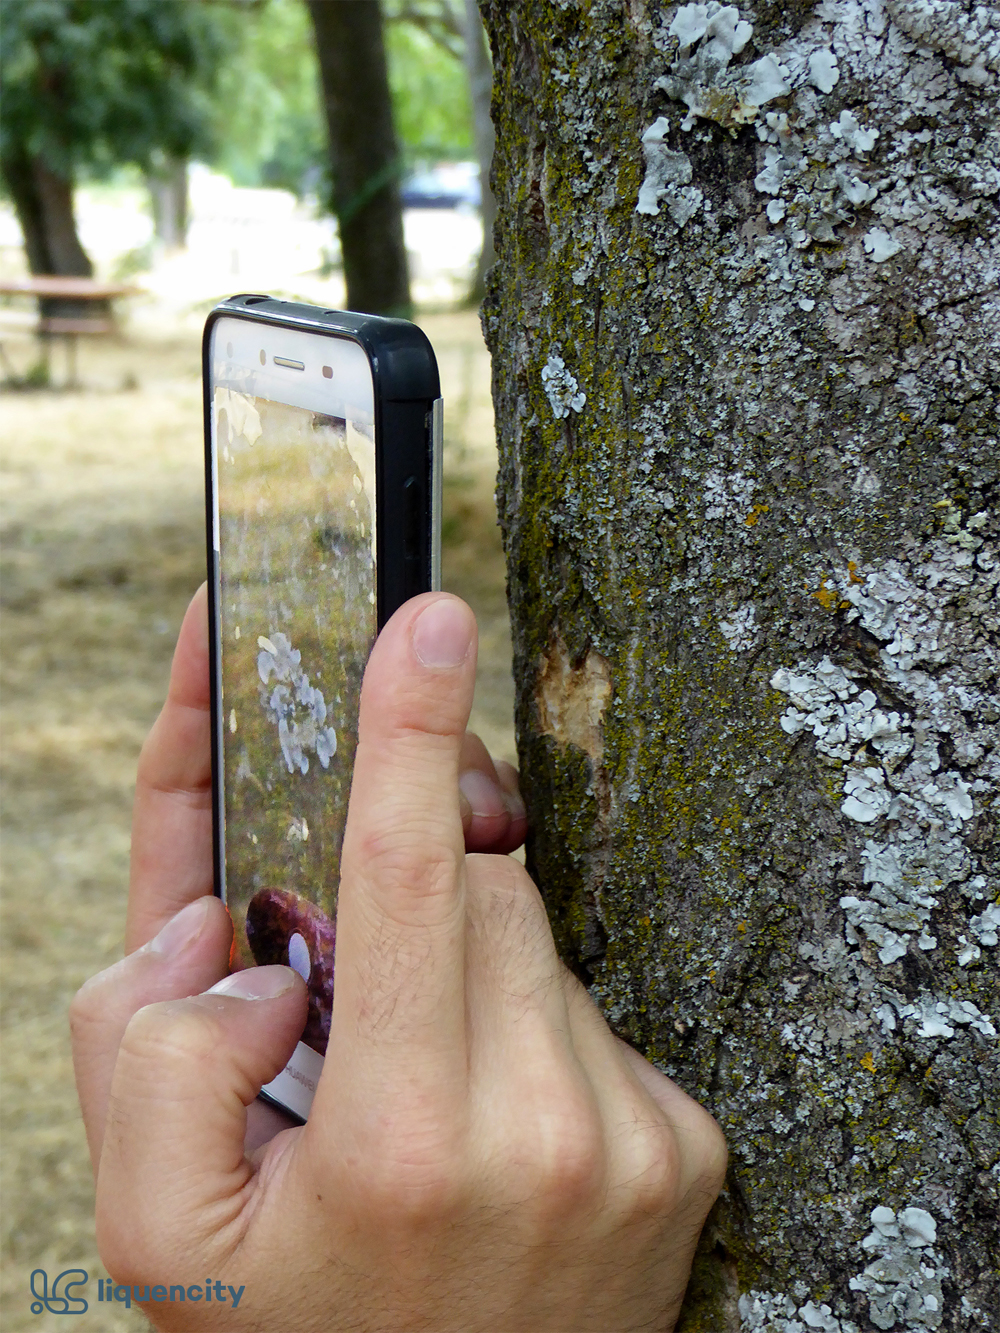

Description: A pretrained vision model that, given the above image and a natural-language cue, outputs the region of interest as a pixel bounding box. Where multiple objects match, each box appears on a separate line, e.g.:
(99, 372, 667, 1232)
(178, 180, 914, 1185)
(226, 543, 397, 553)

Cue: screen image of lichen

(215, 391, 375, 997)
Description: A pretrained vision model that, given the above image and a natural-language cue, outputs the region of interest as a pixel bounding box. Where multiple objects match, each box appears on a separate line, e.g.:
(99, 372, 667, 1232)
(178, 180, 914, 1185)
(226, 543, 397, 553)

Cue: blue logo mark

(30, 1269, 89, 1314)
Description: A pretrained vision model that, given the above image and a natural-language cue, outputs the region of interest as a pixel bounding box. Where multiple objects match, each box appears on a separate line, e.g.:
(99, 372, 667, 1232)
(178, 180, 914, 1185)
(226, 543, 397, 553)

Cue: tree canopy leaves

(0, 0, 228, 178)
(211, 0, 474, 197)
(0, 0, 478, 200)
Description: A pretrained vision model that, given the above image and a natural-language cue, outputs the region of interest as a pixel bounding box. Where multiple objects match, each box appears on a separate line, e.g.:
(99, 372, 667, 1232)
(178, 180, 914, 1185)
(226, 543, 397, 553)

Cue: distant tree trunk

(148, 156, 189, 250)
(307, 0, 410, 318)
(0, 145, 99, 318)
(463, 0, 496, 306)
(482, 1, 999, 1328)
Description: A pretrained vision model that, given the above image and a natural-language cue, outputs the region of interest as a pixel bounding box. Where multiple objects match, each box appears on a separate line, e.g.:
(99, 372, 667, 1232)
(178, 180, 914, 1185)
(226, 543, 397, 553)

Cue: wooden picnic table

(0, 275, 139, 387)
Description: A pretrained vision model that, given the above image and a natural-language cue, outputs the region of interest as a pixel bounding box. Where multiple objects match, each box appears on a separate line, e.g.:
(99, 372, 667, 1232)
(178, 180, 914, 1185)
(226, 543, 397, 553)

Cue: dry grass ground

(0, 310, 512, 1331)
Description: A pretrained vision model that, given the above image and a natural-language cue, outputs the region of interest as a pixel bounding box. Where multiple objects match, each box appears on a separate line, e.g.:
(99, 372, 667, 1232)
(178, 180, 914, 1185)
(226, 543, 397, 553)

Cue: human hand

(71, 588, 726, 1332)
(74, 582, 525, 1154)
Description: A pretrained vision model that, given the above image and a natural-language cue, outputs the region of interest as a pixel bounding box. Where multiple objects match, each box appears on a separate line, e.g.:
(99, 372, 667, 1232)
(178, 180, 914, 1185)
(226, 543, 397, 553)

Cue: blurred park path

(0, 307, 510, 1330)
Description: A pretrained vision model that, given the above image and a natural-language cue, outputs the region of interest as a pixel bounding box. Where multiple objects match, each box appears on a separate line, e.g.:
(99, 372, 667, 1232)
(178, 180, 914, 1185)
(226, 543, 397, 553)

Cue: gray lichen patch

(771, 533, 996, 974)
(541, 352, 587, 418)
(655, 2, 787, 133)
(536, 639, 612, 761)
(850, 1204, 946, 1331)
(638, 0, 1000, 260)
(637, 121, 704, 223)
(740, 1202, 946, 1330)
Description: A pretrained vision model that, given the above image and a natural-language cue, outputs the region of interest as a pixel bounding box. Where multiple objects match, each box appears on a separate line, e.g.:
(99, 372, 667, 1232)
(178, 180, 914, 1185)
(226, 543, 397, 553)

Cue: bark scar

(536, 639, 612, 760)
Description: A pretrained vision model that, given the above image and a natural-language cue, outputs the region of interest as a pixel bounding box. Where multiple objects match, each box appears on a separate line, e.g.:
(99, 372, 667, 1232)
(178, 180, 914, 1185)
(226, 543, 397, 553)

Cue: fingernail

(206, 966, 297, 1000)
(459, 768, 506, 818)
(503, 787, 527, 822)
(146, 898, 211, 957)
(412, 598, 473, 668)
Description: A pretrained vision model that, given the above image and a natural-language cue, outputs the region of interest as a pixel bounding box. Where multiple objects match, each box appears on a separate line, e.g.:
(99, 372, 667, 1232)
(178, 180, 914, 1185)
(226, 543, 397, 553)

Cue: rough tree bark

(307, 0, 411, 317)
(480, 1, 998, 1328)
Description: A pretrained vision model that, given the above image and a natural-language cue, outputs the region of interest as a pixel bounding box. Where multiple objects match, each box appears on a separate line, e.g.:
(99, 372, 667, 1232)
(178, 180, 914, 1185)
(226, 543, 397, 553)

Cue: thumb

(95, 967, 307, 1274)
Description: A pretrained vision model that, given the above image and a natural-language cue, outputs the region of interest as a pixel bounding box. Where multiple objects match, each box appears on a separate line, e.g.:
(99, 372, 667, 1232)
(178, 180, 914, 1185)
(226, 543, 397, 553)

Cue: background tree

(462, 0, 496, 303)
(381, 0, 495, 301)
(147, 154, 190, 251)
(214, 0, 478, 197)
(307, 0, 411, 316)
(480, 0, 998, 1326)
(0, 0, 226, 309)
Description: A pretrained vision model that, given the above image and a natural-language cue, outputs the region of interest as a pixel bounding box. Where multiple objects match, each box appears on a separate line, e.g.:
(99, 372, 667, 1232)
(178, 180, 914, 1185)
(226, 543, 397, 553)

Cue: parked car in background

(401, 162, 481, 212)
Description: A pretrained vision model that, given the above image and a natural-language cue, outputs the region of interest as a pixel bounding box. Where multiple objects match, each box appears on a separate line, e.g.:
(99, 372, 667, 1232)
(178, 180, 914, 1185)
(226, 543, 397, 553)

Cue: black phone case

(203, 294, 441, 936)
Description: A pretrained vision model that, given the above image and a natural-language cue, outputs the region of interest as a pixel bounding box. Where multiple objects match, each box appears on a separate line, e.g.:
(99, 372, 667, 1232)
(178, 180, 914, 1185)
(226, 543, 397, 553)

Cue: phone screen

(209, 316, 377, 1093)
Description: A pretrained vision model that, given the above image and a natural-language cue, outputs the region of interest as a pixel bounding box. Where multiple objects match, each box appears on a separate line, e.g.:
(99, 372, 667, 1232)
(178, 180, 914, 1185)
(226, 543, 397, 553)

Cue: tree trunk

(463, 0, 497, 305)
(0, 145, 99, 318)
(148, 157, 189, 251)
(307, 0, 411, 318)
(481, 1, 999, 1327)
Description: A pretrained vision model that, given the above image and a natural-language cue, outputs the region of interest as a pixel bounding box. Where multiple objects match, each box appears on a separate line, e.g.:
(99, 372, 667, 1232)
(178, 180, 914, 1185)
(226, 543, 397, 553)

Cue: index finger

(126, 583, 214, 952)
(321, 594, 477, 1111)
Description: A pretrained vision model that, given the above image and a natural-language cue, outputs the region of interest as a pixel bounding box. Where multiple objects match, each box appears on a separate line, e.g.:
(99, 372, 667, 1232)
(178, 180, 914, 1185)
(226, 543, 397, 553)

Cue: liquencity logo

(30, 1270, 87, 1315)
(30, 1268, 246, 1314)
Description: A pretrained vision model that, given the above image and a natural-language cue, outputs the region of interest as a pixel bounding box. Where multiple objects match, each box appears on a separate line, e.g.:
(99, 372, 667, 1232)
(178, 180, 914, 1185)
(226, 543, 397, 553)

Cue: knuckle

(68, 975, 106, 1040)
(467, 856, 553, 949)
(622, 1120, 683, 1213)
(372, 675, 470, 738)
(470, 853, 536, 904)
(628, 1103, 727, 1227)
(118, 999, 220, 1073)
(540, 1124, 606, 1209)
(694, 1111, 729, 1196)
(95, 1207, 149, 1285)
(136, 705, 211, 797)
(354, 823, 461, 924)
(510, 1085, 608, 1220)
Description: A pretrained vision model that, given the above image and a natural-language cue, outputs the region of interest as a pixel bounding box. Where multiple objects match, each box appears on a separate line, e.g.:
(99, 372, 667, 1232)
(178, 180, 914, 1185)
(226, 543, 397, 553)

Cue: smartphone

(203, 295, 442, 1120)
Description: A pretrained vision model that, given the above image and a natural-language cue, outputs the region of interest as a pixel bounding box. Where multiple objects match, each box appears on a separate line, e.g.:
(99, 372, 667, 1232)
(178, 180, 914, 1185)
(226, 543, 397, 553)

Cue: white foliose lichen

(807, 46, 840, 93)
(641, 0, 1000, 264)
(541, 353, 586, 419)
(886, 993, 997, 1038)
(740, 1205, 949, 1331)
(969, 900, 1000, 945)
(636, 119, 704, 224)
(719, 601, 758, 651)
(771, 524, 997, 974)
(703, 465, 755, 519)
(850, 1204, 946, 1330)
(285, 815, 309, 843)
(655, 2, 786, 133)
(864, 227, 904, 262)
(740, 1288, 859, 1332)
(885, 0, 1000, 86)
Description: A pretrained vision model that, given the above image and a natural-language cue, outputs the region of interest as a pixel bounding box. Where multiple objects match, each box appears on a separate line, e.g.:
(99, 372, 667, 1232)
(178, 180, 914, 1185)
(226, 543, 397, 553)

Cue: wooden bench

(0, 276, 137, 387)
